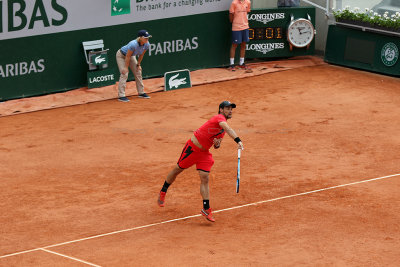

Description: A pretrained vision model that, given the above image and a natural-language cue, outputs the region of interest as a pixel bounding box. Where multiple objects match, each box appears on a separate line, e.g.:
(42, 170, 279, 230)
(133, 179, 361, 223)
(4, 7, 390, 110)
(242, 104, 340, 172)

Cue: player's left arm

(219, 121, 244, 150)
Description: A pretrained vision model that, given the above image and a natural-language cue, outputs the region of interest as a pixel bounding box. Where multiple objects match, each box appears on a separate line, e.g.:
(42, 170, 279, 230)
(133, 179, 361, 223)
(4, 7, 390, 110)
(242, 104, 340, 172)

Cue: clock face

(287, 18, 315, 48)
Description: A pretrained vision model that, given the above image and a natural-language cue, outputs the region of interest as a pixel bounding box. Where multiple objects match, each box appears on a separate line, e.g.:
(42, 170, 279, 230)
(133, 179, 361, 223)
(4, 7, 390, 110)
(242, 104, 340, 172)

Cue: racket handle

(238, 148, 241, 158)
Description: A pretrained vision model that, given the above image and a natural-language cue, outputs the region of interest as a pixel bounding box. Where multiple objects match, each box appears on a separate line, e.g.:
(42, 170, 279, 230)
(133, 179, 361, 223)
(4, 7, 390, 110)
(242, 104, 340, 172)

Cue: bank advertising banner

(0, 0, 229, 40)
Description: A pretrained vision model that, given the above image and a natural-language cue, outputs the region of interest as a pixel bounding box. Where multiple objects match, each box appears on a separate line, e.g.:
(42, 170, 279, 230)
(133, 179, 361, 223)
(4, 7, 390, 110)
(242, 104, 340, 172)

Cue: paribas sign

(149, 37, 199, 56)
(247, 13, 285, 24)
(0, 0, 68, 33)
(0, 59, 45, 78)
(246, 43, 285, 54)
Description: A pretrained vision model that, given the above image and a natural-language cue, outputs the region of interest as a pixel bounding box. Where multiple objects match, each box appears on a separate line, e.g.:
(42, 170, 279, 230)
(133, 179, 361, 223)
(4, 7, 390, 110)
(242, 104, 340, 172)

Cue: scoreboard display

(245, 7, 316, 58)
(249, 27, 284, 40)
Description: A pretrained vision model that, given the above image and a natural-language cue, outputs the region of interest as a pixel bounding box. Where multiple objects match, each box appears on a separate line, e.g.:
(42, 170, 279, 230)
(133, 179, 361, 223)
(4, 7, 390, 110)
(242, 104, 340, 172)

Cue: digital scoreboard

(249, 27, 284, 40)
(245, 7, 316, 58)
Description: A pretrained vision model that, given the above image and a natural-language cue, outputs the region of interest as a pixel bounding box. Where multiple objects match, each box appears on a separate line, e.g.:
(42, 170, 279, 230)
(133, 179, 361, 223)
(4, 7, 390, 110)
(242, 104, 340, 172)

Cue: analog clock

(287, 14, 316, 50)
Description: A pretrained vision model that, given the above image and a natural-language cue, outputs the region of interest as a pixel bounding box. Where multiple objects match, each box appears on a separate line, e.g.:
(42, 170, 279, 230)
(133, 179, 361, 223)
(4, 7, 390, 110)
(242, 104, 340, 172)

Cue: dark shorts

(177, 139, 214, 172)
(232, 29, 250, 44)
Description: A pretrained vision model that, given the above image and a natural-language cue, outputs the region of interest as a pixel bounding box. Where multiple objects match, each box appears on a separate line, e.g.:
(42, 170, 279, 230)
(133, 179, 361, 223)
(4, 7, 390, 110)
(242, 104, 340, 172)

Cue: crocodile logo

(168, 73, 187, 89)
(95, 55, 106, 64)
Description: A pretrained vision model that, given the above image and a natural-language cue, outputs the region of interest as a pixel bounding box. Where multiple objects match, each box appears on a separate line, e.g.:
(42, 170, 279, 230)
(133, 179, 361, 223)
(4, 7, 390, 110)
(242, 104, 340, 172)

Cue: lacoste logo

(168, 73, 187, 89)
(95, 56, 106, 64)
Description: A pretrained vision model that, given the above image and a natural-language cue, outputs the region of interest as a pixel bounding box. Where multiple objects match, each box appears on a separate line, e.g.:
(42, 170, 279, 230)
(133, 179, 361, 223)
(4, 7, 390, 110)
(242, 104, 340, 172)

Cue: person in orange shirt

(229, 0, 251, 71)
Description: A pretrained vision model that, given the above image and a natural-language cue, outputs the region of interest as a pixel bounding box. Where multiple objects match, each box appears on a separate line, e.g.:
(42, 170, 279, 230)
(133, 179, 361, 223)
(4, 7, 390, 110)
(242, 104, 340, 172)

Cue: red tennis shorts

(177, 139, 214, 172)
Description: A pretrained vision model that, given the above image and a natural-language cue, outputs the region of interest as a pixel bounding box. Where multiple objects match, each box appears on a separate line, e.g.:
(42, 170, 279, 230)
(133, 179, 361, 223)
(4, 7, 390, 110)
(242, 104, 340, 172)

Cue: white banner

(0, 0, 229, 40)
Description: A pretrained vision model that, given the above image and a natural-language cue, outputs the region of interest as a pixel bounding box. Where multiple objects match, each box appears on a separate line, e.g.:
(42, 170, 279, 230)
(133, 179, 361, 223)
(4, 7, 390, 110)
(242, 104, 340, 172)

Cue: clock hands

(297, 27, 310, 35)
(299, 30, 311, 35)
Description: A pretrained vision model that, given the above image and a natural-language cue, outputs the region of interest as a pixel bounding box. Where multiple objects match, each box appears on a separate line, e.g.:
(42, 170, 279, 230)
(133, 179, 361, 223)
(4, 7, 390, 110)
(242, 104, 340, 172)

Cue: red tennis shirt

(194, 114, 227, 150)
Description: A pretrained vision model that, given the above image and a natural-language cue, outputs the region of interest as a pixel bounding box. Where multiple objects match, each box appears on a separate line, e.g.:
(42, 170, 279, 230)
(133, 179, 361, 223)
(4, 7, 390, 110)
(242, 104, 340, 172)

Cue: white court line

(40, 248, 102, 267)
(1, 173, 399, 260)
(0, 213, 202, 259)
(214, 173, 400, 213)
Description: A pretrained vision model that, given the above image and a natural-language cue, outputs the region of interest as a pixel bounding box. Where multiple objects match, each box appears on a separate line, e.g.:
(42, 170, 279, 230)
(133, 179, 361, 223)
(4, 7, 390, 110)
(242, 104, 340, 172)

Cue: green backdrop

(0, 12, 231, 101)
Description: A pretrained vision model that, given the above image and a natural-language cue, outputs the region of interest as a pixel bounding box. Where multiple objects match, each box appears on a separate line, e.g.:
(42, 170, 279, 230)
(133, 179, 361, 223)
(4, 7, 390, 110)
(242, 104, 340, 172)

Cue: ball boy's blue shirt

(121, 40, 150, 56)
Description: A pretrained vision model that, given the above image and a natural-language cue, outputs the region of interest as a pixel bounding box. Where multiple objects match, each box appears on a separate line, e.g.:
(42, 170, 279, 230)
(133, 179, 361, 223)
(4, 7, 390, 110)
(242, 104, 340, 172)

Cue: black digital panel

(344, 37, 376, 65)
(249, 27, 284, 40)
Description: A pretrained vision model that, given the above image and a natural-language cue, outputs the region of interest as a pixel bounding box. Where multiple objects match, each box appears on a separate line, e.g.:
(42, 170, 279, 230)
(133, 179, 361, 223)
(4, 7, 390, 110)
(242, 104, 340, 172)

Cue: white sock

(230, 58, 234, 65)
(239, 58, 244, 65)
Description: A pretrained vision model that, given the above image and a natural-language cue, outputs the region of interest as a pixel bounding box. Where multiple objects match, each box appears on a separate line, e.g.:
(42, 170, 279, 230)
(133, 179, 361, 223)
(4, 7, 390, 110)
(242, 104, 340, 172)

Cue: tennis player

(157, 101, 244, 222)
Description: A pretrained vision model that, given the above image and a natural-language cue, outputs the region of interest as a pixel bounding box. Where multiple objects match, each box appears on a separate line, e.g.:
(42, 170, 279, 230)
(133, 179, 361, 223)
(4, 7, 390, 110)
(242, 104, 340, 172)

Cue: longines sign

(247, 12, 285, 24)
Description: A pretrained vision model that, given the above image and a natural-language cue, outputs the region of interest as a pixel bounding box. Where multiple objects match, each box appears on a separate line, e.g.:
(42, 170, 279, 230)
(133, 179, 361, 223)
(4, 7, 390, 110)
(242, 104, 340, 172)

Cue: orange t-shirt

(229, 0, 251, 31)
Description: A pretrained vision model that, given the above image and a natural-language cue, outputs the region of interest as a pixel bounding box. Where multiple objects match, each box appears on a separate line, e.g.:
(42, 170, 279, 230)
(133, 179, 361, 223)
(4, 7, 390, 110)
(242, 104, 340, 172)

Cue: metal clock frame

(287, 13, 316, 51)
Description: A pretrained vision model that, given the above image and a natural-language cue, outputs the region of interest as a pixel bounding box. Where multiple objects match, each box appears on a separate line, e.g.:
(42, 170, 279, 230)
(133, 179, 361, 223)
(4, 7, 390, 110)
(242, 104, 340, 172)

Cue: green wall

(0, 11, 231, 101)
(325, 25, 400, 77)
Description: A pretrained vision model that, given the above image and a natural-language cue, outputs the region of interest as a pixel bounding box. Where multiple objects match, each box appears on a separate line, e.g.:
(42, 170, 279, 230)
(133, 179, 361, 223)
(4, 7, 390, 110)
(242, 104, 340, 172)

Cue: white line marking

(0, 248, 42, 259)
(42, 214, 201, 249)
(0, 214, 201, 259)
(215, 173, 400, 213)
(1, 173, 399, 260)
(41, 248, 101, 267)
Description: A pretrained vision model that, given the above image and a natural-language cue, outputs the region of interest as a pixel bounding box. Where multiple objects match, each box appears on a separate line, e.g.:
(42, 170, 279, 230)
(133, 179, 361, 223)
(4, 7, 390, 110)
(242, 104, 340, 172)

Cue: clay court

(1, 60, 400, 266)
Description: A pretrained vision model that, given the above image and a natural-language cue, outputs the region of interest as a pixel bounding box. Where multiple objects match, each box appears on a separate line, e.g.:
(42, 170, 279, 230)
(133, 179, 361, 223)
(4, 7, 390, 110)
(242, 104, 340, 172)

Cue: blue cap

(138, 30, 152, 38)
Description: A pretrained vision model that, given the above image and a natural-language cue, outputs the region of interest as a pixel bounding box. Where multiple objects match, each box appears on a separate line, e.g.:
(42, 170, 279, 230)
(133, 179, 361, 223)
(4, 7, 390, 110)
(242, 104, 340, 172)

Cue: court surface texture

(1, 59, 399, 266)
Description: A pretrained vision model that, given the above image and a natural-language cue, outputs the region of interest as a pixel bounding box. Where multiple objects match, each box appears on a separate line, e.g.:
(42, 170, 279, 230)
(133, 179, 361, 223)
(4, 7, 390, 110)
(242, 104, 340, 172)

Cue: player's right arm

(219, 121, 244, 150)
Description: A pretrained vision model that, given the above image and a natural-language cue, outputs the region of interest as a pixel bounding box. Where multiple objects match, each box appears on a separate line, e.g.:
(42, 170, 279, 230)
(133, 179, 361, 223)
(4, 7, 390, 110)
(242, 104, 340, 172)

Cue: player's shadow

(196, 221, 214, 227)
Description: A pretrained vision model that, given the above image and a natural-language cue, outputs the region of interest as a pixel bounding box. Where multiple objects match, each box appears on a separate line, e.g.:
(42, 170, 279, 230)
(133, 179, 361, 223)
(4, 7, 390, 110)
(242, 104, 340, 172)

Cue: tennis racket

(236, 148, 241, 193)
